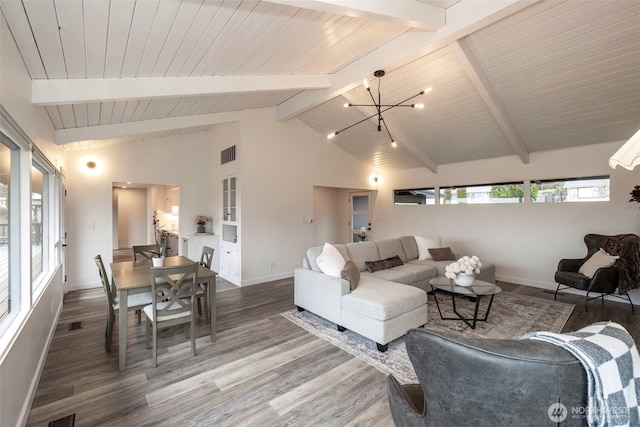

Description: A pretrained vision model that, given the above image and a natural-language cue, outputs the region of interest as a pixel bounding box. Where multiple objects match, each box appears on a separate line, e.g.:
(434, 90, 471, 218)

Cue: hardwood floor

(27, 279, 638, 426)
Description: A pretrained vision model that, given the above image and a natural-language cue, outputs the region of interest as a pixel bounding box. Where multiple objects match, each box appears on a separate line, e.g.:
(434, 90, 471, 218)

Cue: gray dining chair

(94, 254, 154, 351)
(144, 262, 199, 367)
(132, 244, 160, 261)
(195, 246, 215, 319)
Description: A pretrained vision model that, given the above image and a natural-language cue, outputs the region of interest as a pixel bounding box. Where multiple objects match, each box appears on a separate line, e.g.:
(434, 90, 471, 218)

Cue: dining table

(110, 255, 218, 371)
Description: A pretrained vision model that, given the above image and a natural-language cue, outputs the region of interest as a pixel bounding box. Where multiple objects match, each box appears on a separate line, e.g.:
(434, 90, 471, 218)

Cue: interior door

(350, 192, 372, 242)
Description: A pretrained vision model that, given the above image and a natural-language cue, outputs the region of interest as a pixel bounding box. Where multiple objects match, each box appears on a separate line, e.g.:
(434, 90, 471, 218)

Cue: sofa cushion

(341, 260, 360, 290)
(345, 241, 380, 272)
(362, 265, 418, 285)
(316, 243, 346, 277)
(376, 239, 408, 262)
(395, 263, 438, 282)
(408, 258, 496, 282)
(399, 236, 419, 261)
(428, 247, 456, 261)
(415, 236, 441, 260)
(342, 276, 427, 321)
(307, 244, 349, 272)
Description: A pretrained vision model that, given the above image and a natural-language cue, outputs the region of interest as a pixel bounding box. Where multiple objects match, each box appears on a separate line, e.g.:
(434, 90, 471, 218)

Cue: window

(532, 176, 610, 203)
(439, 183, 526, 204)
(31, 164, 43, 280)
(0, 143, 10, 322)
(393, 188, 435, 205)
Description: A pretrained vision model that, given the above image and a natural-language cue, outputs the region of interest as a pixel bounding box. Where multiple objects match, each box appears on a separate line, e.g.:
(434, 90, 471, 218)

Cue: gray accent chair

(387, 328, 588, 426)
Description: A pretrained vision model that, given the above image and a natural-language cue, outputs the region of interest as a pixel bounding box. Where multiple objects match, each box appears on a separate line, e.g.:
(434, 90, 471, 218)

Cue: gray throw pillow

(428, 247, 456, 261)
(341, 260, 360, 290)
(365, 256, 404, 273)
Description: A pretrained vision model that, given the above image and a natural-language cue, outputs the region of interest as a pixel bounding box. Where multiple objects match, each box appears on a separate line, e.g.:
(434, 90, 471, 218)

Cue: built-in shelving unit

(220, 176, 240, 284)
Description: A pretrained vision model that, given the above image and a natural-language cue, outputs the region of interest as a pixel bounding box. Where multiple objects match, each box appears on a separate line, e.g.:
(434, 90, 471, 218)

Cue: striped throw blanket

(524, 321, 640, 427)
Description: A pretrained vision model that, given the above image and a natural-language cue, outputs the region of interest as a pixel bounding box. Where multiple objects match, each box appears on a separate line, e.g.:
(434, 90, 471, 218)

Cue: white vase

(453, 273, 475, 287)
(152, 257, 165, 267)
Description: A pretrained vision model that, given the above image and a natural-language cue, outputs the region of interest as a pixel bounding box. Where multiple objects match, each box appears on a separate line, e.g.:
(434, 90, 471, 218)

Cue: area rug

(281, 292, 574, 384)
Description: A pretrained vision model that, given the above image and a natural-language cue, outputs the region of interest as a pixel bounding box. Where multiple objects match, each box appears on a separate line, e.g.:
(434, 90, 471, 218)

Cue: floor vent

(221, 145, 236, 164)
(48, 413, 75, 427)
(68, 321, 82, 331)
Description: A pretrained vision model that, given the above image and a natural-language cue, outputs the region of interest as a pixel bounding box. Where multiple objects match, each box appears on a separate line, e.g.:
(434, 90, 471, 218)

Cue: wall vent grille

(221, 145, 236, 165)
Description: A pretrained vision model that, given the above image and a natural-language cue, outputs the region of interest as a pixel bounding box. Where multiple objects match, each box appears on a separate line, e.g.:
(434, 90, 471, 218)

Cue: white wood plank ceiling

(1, 0, 638, 172)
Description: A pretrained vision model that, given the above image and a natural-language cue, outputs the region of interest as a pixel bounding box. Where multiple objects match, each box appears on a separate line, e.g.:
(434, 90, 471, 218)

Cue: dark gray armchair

(387, 328, 588, 427)
(554, 234, 634, 311)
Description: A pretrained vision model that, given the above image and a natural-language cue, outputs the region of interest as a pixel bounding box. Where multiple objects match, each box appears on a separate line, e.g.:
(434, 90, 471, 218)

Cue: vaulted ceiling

(1, 0, 639, 172)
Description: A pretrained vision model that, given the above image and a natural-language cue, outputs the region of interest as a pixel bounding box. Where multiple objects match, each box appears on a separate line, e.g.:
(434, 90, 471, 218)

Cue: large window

(0, 143, 10, 322)
(439, 182, 527, 204)
(532, 176, 610, 203)
(0, 113, 63, 343)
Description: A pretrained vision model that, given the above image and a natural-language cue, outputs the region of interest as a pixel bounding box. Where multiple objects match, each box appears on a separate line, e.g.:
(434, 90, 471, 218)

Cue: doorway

(350, 192, 372, 242)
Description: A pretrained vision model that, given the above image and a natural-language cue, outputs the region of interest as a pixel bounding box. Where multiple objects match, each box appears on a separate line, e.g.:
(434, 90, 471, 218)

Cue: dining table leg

(209, 276, 217, 342)
(119, 289, 129, 371)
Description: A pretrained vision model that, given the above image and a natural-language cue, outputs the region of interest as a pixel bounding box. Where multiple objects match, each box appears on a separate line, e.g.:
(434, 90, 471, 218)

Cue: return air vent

(221, 145, 236, 165)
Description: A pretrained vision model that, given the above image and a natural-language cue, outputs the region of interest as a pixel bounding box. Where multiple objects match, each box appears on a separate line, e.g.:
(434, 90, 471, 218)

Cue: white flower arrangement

(445, 255, 482, 279)
(357, 227, 367, 241)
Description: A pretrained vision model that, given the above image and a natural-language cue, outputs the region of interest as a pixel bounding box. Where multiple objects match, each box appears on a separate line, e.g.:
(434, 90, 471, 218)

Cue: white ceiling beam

(276, 0, 539, 121)
(450, 38, 529, 164)
(55, 111, 240, 144)
(33, 74, 332, 106)
(266, 0, 445, 30)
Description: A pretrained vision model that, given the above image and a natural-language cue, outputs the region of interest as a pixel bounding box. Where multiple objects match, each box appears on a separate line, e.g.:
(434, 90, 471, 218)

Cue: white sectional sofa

(294, 236, 496, 351)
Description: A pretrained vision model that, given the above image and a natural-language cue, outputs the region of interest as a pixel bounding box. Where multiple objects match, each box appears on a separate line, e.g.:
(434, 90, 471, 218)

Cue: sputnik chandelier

(327, 69, 432, 148)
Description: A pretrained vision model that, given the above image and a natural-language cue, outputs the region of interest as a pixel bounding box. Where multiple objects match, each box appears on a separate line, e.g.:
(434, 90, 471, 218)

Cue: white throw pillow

(415, 236, 442, 260)
(578, 248, 619, 278)
(316, 242, 346, 277)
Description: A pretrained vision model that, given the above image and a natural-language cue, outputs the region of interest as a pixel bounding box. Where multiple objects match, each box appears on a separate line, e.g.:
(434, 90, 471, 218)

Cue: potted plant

(152, 244, 165, 266)
(357, 227, 367, 242)
(152, 210, 166, 265)
(196, 215, 210, 233)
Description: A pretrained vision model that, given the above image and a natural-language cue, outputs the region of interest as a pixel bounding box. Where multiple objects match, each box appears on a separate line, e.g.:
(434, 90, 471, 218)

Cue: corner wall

(373, 142, 640, 301)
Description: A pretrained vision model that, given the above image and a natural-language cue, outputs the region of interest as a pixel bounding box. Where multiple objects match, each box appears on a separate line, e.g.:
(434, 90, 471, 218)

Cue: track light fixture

(327, 70, 431, 148)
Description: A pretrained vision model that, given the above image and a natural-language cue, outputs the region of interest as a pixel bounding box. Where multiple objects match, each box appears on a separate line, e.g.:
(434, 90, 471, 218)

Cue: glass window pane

(531, 176, 610, 203)
(0, 144, 10, 322)
(393, 188, 435, 205)
(31, 164, 45, 282)
(352, 195, 369, 211)
(440, 183, 524, 204)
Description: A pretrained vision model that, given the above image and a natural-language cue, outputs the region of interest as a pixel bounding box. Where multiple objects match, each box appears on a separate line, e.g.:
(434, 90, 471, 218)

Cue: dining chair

(94, 255, 154, 351)
(144, 262, 199, 367)
(195, 246, 215, 319)
(132, 244, 160, 261)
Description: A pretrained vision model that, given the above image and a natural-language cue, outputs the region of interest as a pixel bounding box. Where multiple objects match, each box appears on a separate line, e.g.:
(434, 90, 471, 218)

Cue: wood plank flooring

(27, 280, 638, 426)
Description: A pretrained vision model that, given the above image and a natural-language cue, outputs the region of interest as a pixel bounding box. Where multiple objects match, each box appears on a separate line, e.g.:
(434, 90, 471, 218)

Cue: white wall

(231, 108, 375, 285)
(0, 14, 66, 427)
(373, 142, 640, 301)
(313, 187, 341, 246)
(65, 133, 212, 290)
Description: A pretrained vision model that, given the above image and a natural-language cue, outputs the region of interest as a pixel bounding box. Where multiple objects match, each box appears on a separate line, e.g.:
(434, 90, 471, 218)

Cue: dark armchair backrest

(405, 328, 588, 426)
(584, 234, 612, 259)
